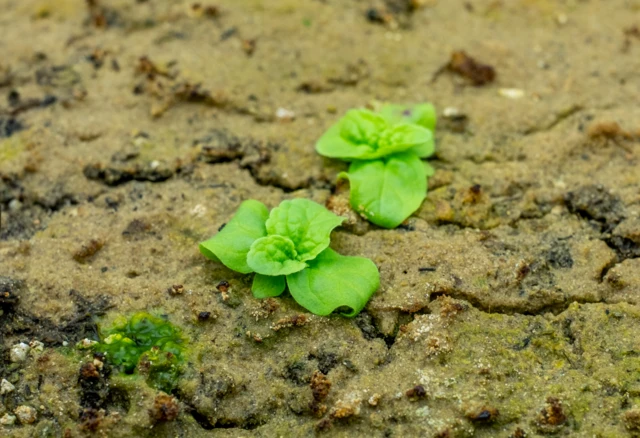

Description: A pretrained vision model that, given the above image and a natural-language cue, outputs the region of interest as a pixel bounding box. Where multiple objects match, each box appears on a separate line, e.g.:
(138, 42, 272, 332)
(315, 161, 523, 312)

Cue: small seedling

(199, 199, 379, 317)
(94, 313, 186, 392)
(316, 103, 437, 228)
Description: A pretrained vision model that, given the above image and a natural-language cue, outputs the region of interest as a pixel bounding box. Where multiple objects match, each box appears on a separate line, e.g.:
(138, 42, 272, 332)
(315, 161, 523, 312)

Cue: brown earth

(1, 0, 640, 436)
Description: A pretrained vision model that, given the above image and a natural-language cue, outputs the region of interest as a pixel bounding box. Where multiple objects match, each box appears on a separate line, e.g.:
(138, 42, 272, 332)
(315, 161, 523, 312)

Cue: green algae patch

(95, 313, 187, 392)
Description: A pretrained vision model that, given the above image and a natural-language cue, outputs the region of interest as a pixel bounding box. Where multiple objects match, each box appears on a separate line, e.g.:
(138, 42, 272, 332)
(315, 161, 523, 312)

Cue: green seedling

(94, 313, 186, 392)
(316, 103, 437, 228)
(199, 199, 379, 317)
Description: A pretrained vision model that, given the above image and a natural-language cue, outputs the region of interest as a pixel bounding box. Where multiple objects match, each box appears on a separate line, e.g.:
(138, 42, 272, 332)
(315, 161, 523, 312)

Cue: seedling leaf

(286, 248, 379, 317)
(316, 109, 431, 160)
(266, 199, 345, 262)
(252, 274, 286, 298)
(199, 200, 269, 274)
(247, 235, 307, 276)
(340, 152, 427, 228)
(379, 103, 436, 158)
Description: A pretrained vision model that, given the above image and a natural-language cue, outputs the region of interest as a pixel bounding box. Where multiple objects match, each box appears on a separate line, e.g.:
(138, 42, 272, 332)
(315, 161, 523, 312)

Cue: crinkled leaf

(316, 109, 430, 161)
(199, 199, 268, 274)
(379, 103, 436, 158)
(266, 199, 344, 262)
(339, 109, 388, 145)
(252, 274, 286, 298)
(286, 248, 379, 317)
(340, 152, 427, 228)
(374, 124, 433, 158)
(247, 235, 307, 276)
(315, 109, 386, 160)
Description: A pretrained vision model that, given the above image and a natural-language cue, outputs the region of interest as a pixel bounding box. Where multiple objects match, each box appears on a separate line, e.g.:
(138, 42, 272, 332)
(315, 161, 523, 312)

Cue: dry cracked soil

(1, 0, 640, 437)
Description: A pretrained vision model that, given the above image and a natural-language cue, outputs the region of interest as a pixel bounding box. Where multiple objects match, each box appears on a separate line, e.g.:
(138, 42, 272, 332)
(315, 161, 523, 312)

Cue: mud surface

(1, 0, 640, 436)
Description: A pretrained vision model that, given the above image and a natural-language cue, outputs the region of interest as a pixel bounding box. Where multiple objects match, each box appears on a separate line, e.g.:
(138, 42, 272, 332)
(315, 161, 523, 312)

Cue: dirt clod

(149, 393, 180, 423)
(624, 408, 640, 431)
(442, 50, 496, 86)
(465, 405, 499, 422)
(73, 239, 105, 263)
(310, 370, 331, 402)
(537, 397, 567, 429)
(405, 384, 427, 400)
(565, 185, 625, 231)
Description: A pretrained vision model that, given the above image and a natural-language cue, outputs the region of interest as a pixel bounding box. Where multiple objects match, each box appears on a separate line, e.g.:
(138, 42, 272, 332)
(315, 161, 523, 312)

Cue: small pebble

(498, 88, 525, 99)
(556, 13, 568, 25)
(8, 199, 22, 211)
(1, 379, 15, 394)
(276, 107, 295, 122)
(10, 343, 30, 362)
(0, 414, 16, 426)
(14, 405, 37, 424)
(443, 107, 461, 117)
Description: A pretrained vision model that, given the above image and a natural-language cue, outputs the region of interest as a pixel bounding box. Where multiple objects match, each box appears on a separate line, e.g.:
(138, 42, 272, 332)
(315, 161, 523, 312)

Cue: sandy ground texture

(1, 0, 640, 436)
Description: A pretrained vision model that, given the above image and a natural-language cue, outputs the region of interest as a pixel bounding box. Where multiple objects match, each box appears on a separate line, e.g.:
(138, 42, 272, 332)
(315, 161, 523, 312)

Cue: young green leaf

(379, 104, 436, 158)
(199, 199, 269, 274)
(315, 109, 431, 161)
(247, 235, 307, 276)
(252, 274, 286, 298)
(339, 152, 427, 228)
(286, 248, 379, 317)
(375, 124, 433, 158)
(265, 199, 344, 262)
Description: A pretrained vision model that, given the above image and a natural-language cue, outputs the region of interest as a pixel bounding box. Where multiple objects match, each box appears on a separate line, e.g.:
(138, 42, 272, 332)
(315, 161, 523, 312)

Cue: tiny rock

(10, 342, 30, 362)
(276, 107, 295, 122)
(1, 378, 16, 394)
(498, 88, 525, 99)
(14, 405, 37, 424)
(0, 414, 16, 426)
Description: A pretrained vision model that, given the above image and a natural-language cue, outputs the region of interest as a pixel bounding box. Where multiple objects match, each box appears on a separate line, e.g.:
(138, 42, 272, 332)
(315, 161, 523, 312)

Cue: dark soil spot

(0, 276, 23, 312)
(354, 311, 397, 347)
(122, 218, 154, 240)
(79, 358, 111, 409)
(0, 117, 24, 137)
(605, 236, 640, 260)
(310, 351, 339, 375)
(565, 185, 625, 232)
(405, 385, 427, 400)
(35, 65, 82, 88)
(546, 242, 574, 269)
(83, 162, 174, 186)
(283, 360, 313, 386)
(1, 289, 112, 347)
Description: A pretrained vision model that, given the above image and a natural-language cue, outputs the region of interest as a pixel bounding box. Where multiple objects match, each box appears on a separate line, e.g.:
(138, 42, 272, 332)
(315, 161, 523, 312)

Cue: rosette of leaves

(316, 103, 437, 228)
(199, 199, 379, 317)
